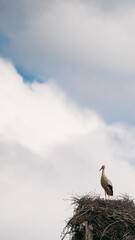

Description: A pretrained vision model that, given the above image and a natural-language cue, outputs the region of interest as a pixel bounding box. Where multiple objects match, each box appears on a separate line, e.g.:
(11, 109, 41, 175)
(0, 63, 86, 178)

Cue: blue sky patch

(16, 65, 44, 83)
(0, 33, 10, 45)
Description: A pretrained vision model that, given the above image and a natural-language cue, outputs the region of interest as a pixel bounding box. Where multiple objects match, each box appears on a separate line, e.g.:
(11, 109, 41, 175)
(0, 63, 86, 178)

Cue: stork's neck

(101, 168, 105, 177)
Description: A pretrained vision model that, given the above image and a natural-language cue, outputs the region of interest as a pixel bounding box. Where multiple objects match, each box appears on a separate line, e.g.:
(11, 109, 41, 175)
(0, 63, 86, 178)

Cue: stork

(99, 165, 113, 199)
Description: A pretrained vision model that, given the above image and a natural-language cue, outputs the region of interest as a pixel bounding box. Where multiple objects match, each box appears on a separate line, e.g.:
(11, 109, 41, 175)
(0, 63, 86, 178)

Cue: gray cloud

(58, 70, 135, 123)
(1, 0, 135, 70)
(1, 0, 135, 123)
(0, 143, 65, 240)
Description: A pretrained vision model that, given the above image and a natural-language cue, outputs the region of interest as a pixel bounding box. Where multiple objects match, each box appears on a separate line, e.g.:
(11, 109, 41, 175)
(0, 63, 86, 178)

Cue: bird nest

(61, 194, 135, 240)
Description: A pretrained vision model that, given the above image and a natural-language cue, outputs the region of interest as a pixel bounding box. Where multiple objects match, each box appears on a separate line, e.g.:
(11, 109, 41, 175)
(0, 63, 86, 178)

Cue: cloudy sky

(1, 0, 135, 239)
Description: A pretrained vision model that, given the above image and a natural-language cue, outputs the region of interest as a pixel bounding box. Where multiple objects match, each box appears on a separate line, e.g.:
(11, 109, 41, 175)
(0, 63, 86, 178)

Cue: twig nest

(61, 194, 135, 240)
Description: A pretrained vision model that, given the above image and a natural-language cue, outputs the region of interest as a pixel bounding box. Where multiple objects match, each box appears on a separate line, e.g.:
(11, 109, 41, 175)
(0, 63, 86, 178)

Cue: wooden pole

(80, 221, 93, 240)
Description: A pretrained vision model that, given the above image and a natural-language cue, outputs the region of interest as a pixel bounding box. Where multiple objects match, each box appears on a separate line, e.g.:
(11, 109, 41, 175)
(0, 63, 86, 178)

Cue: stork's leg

(105, 191, 106, 200)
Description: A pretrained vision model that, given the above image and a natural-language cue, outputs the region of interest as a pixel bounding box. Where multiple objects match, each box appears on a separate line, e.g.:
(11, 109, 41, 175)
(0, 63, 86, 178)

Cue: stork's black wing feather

(108, 184, 113, 195)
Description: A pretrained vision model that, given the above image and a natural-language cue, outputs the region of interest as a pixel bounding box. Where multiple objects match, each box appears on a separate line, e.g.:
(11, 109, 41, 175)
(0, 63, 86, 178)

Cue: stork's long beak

(99, 167, 102, 171)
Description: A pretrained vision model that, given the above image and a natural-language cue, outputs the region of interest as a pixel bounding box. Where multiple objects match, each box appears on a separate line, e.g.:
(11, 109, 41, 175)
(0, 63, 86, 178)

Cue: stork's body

(99, 165, 113, 199)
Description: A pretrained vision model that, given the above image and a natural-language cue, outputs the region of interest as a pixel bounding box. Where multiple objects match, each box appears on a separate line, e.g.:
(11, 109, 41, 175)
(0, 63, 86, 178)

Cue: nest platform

(62, 194, 135, 240)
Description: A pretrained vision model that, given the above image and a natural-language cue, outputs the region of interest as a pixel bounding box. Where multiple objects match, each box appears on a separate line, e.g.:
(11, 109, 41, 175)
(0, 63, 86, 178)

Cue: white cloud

(1, 57, 135, 239)
(0, 57, 103, 154)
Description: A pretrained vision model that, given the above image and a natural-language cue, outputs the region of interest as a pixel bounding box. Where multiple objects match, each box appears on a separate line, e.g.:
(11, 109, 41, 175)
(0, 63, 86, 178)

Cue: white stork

(99, 165, 113, 199)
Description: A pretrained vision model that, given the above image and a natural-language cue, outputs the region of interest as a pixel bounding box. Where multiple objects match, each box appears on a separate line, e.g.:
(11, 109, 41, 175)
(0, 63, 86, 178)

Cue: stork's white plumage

(99, 165, 113, 199)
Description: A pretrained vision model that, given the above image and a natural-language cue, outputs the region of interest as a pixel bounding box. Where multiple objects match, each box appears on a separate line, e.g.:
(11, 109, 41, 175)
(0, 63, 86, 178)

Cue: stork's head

(99, 165, 105, 171)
